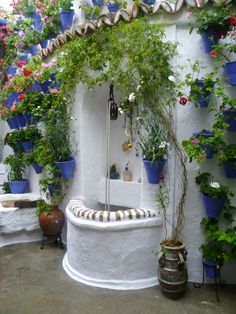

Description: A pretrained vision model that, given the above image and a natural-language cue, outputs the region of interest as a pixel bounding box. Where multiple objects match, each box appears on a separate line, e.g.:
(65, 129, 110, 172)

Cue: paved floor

(0, 242, 236, 314)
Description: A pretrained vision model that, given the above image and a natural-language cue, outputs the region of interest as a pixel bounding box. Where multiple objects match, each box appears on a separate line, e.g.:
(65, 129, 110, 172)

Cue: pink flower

(49, 88, 59, 94)
(36, 8, 42, 15)
(191, 139, 200, 145)
(186, 12, 192, 18)
(41, 63, 49, 68)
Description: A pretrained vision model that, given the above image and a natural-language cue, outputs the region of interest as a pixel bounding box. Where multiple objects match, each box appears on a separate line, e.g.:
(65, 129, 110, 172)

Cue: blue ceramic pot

(92, 0, 103, 5)
(48, 184, 61, 196)
(31, 82, 42, 92)
(30, 45, 38, 56)
(193, 80, 211, 108)
(5, 93, 19, 108)
(107, 3, 120, 12)
(200, 133, 214, 159)
(202, 258, 220, 278)
(143, 159, 166, 184)
(56, 157, 75, 179)
(8, 179, 29, 194)
(6, 117, 19, 129)
(6, 66, 17, 76)
(40, 80, 51, 93)
(143, 0, 155, 4)
(23, 113, 33, 126)
(200, 30, 219, 54)
(224, 61, 236, 85)
(23, 141, 33, 152)
(16, 114, 27, 128)
(60, 9, 74, 32)
(201, 193, 224, 218)
(223, 110, 236, 132)
(40, 39, 48, 49)
(223, 160, 236, 179)
(33, 163, 43, 174)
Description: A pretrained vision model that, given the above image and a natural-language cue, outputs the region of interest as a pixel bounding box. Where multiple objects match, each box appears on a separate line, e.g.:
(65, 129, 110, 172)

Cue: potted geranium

(218, 144, 236, 179)
(4, 153, 29, 194)
(4, 131, 24, 153)
(182, 129, 216, 162)
(58, 0, 74, 32)
(195, 172, 233, 218)
(188, 4, 232, 53)
(179, 60, 215, 108)
(138, 112, 168, 184)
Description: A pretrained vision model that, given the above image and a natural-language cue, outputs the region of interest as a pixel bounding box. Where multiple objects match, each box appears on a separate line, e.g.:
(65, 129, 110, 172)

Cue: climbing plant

(55, 17, 187, 244)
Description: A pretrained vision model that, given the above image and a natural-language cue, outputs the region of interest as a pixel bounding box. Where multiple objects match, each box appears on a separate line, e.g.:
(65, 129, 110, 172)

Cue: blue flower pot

(92, 0, 103, 5)
(6, 117, 19, 129)
(223, 160, 236, 179)
(56, 157, 75, 179)
(8, 179, 29, 194)
(34, 16, 43, 32)
(48, 184, 61, 196)
(200, 133, 214, 159)
(33, 163, 43, 174)
(30, 45, 38, 56)
(202, 258, 220, 278)
(193, 80, 211, 108)
(143, 0, 155, 4)
(40, 39, 48, 49)
(223, 110, 236, 132)
(31, 82, 42, 92)
(23, 141, 33, 152)
(60, 9, 74, 32)
(200, 30, 219, 54)
(6, 66, 17, 76)
(107, 3, 120, 12)
(143, 159, 166, 184)
(18, 54, 29, 63)
(5, 93, 19, 108)
(51, 72, 62, 88)
(201, 193, 225, 218)
(23, 113, 33, 126)
(224, 61, 236, 85)
(16, 114, 27, 128)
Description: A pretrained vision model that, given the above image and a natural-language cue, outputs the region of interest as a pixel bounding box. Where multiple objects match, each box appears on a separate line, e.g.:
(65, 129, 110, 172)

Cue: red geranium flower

(18, 93, 26, 101)
(229, 16, 236, 26)
(179, 96, 188, 105)
(210, 50, 217, 58)
(23, 67, 32, 77)
(16, 60, 25, 68)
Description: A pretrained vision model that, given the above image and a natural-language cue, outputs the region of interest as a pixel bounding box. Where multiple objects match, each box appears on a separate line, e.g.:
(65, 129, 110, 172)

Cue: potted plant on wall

(4, 153, 28, 193)
(58, 0, 74, 32)
(195, 172, 233, 218)
(188, 4, 232, 53)
(182, 129, 217, 162)
(45, 110, 75, 180)
(179, 60, 215, 108)
(218, 144, 236, 179)
(138, 111, 168, 184)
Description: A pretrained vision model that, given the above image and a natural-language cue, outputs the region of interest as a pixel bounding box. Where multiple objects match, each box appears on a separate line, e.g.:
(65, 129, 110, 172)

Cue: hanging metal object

(109, 84, 118, 120)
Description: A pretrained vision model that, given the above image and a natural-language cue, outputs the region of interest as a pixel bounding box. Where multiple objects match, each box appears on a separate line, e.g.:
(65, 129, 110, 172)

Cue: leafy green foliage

(4, 153, 26, 181)
(195, 172, 233, 201)
(218, 144, 236, 162)
(138, 111, 169, 161)
(188, 4, 232, 34)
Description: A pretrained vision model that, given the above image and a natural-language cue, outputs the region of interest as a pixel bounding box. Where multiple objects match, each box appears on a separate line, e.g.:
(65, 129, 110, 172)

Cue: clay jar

(39, 206, 65, 241)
